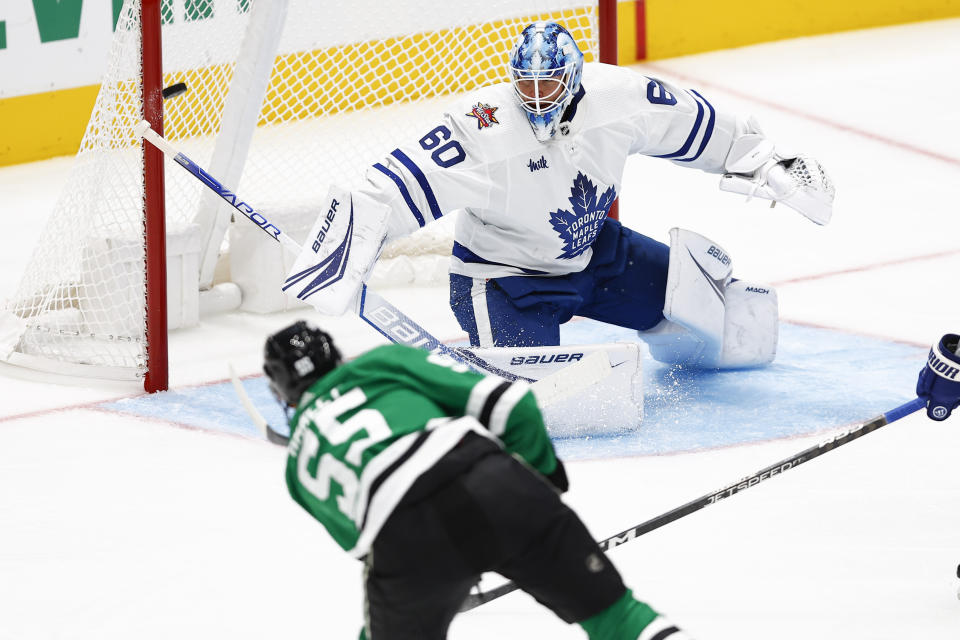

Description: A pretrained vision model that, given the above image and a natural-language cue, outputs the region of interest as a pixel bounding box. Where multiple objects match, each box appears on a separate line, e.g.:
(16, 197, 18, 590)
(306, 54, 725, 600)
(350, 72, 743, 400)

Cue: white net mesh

(2, 0, 601, 379)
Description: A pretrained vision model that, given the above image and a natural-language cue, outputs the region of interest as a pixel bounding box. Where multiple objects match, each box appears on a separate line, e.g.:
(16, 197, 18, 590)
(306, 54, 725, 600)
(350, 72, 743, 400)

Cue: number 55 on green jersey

(284, 344, 561, 558)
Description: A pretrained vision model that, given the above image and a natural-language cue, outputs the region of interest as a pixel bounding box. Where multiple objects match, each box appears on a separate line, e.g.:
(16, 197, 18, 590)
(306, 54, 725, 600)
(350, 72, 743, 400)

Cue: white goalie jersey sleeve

(352, 63, 756, 280)
(356, 110, 495, 245)
(621, 73, 744, 173)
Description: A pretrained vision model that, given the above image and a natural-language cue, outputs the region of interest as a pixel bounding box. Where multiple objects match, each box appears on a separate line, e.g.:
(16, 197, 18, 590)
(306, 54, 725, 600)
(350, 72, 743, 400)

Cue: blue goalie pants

(363, 433, 626, 639)
(450, 218, 669, 347)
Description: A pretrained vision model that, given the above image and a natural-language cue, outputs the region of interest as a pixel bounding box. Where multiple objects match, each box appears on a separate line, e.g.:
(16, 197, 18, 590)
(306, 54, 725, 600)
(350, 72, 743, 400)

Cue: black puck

(162, 82, 188, 100)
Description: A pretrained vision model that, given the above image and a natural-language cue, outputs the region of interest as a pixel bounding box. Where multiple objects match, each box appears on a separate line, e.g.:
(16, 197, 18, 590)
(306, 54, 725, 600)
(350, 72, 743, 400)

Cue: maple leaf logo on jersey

(549, 173, 616, 259)
(466, 102, 500, 129)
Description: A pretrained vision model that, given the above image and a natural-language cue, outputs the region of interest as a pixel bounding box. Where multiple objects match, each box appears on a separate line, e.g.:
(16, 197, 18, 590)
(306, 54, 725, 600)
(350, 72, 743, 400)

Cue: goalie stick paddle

(228, 352, 612, 446)
(135, 121, 524, 382)
(355, 286, 534, 382)
(459, 396, 928, 612)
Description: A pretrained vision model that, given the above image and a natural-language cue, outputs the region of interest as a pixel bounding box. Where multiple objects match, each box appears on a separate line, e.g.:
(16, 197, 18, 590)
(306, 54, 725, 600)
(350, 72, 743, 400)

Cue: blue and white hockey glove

(916, 334, 960, 421)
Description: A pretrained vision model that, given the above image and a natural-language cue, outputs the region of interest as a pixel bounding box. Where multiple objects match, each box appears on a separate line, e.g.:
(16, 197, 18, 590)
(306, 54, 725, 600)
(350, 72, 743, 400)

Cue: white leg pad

(639, 228, 778, 369)
(465, 343, 644, 437)
(644, 228, 731, 365)
(718, 280, 778, 368)
(641, 317, 709, 366)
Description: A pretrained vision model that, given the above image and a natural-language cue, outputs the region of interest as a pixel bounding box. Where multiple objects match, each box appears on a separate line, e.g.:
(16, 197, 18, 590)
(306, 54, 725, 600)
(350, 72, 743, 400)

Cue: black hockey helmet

(263, 321, 341, 406)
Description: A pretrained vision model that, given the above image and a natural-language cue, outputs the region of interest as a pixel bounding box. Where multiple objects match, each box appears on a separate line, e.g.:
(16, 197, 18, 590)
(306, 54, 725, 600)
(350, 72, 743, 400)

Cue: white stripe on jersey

(466, 375, 505, 420)
(638, 615, 688, 640)
(471, 277, 495, 347)
(351, 416, 493, 558)
(352, 429, 420, 535)
(674, 89, 715, 164)
(488, 381, 531, 437)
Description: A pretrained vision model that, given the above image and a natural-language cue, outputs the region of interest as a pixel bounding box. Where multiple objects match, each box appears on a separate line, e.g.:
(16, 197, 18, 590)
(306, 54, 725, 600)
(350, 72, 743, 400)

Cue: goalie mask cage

(0, 0, 616, 391)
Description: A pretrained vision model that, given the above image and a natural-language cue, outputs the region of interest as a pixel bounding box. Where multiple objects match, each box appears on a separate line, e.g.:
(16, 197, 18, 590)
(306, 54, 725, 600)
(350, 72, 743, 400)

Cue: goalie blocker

(281, 186, 390, 315)
(639, 228, 778, 369)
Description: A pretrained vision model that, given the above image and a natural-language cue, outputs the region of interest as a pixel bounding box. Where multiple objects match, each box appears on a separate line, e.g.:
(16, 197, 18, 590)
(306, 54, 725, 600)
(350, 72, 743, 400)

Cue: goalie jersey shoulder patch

(466, 102, 500, 130)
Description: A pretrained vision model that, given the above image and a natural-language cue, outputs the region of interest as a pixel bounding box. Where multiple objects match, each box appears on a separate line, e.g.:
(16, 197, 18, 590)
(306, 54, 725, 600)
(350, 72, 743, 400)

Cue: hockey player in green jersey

(263, 320, 694, 640)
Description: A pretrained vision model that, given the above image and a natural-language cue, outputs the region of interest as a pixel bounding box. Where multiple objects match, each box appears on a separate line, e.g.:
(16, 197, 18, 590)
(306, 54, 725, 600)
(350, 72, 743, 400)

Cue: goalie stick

(459, 396, 928, 612)
(135, 121, 525, 382)
(229, 351, 611, 445)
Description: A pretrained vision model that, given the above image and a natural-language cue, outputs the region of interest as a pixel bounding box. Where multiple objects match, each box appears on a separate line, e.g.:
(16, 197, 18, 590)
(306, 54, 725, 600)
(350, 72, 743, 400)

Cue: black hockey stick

(228, 365, 292, 444)
(459, 396, 928, 612)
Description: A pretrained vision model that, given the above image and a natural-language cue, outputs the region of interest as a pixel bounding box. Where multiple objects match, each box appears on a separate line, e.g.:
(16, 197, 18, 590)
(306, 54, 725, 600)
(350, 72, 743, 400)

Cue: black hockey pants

(362, 432, 626, 639)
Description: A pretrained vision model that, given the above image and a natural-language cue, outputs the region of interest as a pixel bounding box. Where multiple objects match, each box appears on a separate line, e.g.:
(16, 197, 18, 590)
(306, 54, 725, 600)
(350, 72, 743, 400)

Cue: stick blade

(228, 363, 269, 437)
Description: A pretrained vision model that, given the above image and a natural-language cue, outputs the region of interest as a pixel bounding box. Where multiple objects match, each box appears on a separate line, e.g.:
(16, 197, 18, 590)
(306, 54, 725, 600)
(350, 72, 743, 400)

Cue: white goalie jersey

(356, 62, 749, 280)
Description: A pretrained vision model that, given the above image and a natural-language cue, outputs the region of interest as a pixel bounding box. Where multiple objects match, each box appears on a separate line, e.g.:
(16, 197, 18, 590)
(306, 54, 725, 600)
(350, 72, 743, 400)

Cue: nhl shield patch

(466, 102, 500, 129)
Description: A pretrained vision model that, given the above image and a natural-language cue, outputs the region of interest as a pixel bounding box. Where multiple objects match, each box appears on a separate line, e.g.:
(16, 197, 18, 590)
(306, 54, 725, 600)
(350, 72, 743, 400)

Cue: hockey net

(0, 0, 606, 384)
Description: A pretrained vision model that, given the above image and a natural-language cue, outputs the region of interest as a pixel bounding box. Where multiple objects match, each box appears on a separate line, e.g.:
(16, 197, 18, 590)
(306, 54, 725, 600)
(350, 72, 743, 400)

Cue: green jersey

(284, 344, 559, 558)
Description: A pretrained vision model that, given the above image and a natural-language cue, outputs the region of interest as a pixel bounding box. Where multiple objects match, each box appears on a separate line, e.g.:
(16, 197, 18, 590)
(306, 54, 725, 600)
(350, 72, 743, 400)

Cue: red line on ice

(771, 248, 960, 287)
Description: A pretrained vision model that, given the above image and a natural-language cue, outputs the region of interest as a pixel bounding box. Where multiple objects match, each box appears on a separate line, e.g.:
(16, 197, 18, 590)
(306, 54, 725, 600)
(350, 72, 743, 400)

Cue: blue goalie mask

(508, 22, 584, 142)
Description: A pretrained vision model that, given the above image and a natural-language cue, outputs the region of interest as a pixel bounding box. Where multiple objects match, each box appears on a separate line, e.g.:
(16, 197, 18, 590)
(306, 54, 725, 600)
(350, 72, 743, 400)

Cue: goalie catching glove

(916, 333, 960, 421)
(720, 118, 835, 225)
(282, 186, 390, 315)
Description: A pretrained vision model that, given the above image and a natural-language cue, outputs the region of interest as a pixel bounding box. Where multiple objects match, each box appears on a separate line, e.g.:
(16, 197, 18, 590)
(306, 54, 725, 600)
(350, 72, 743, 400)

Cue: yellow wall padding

(645, 0, 960, 59)
(0, 86, 99, 166)
(0, 10, 596, 166)
(617, 0, 639, 64)
(6, 2, 960, 165)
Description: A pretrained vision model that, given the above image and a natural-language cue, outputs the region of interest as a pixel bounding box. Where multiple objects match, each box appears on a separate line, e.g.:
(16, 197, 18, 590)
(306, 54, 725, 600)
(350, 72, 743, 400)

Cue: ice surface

(2, 18, 959, 640)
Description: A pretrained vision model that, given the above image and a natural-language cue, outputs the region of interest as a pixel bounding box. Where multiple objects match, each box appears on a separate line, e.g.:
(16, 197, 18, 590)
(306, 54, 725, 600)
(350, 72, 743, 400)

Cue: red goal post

(1, 0, 618, 392)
